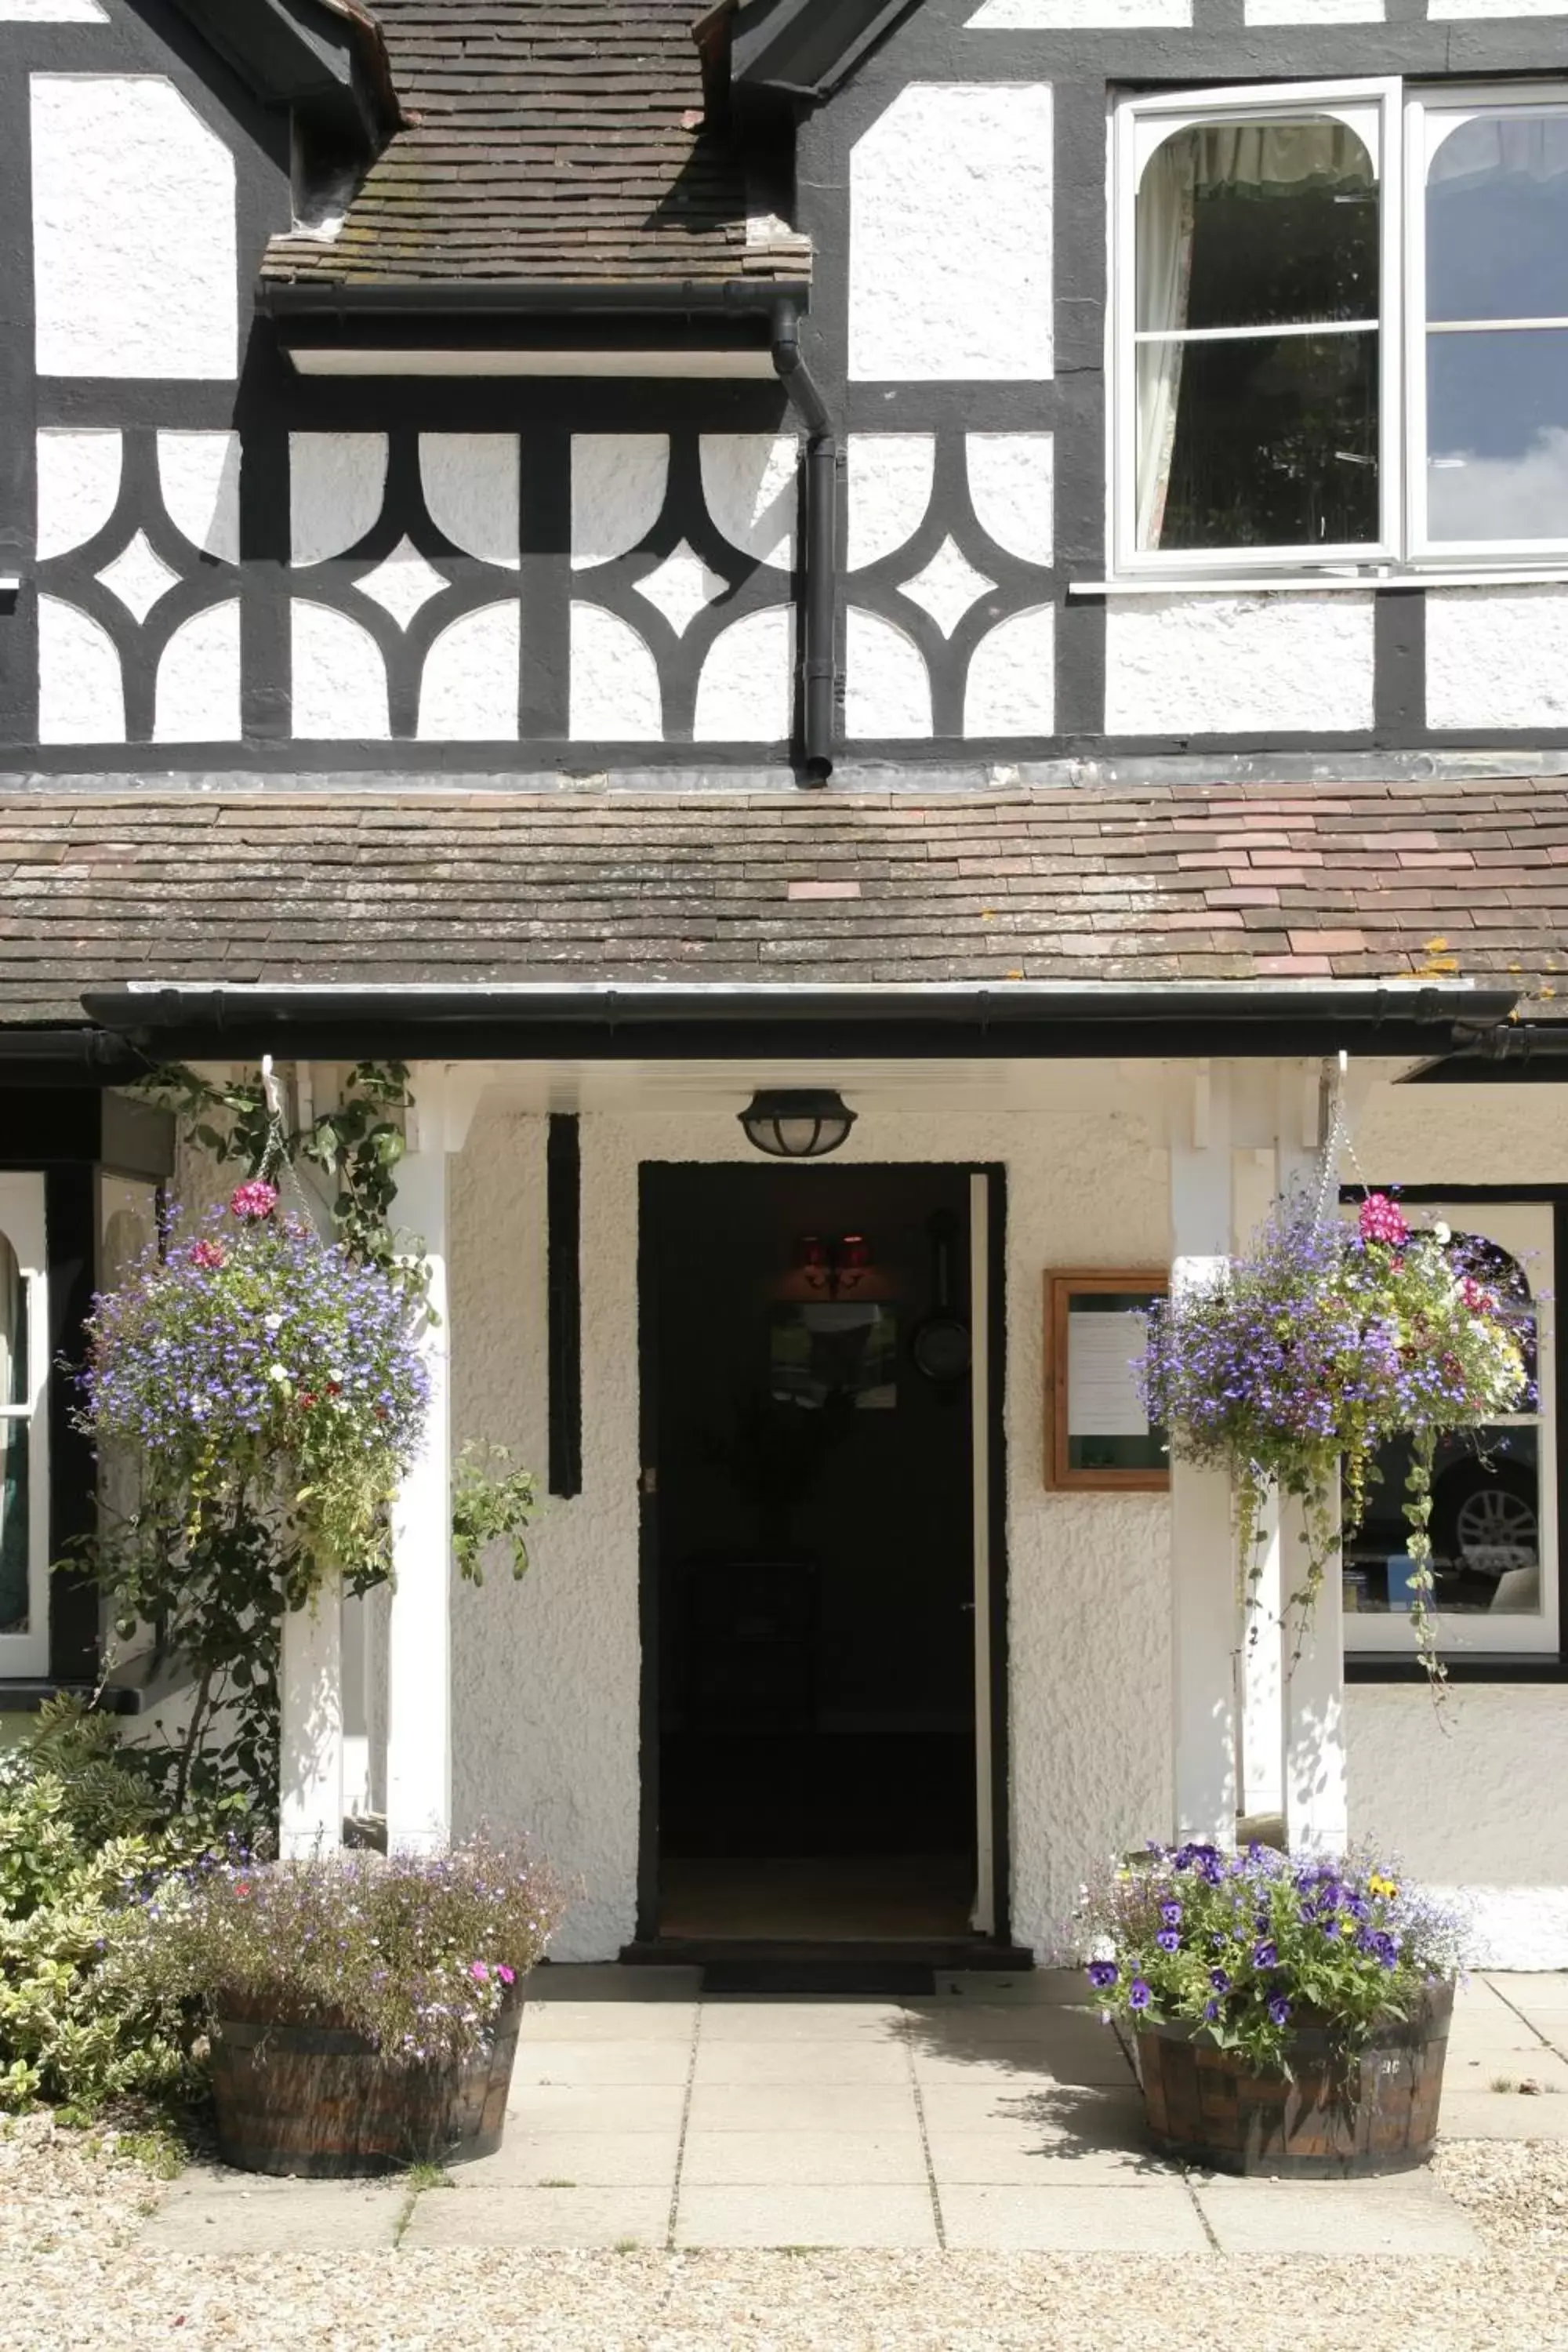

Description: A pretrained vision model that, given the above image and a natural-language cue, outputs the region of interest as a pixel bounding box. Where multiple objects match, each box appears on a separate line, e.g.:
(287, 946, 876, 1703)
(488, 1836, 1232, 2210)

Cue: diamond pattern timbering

(568, 434, 798, 746)
(34, 426, 242, 745)
(843, 428, 1058, 745)
(286, 432, 527, 741)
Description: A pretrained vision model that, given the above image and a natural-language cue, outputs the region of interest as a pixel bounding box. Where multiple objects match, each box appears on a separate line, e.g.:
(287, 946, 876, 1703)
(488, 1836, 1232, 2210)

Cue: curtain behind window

(1135, 121, 1376, 550)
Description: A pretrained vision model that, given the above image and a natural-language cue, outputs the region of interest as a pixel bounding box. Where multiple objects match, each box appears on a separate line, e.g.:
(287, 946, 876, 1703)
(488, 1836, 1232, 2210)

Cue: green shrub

(0, 1700, 251, 2114)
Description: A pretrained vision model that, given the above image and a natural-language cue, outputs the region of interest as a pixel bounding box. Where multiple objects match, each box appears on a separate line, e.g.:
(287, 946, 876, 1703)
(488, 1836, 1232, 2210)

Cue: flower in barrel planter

(1138, 1193, 1529, 1678)
(114, 1837, 563, 2176)
(1080, 1842, 1465, 2176)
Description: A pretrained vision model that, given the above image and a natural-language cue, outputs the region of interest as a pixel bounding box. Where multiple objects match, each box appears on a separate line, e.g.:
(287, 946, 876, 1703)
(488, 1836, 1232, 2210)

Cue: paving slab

(923, 2127, 1171, 2185)
(674, 2183, 940, 2249)
(907, 2038, 1135, 2089)
(691, 2038, 911, 2086)
(519, 2000, 699, 2041)
(902, 2002, 1125, 2046)
(1192, 2173, 1485, 2256)
(511, 2039, 694, 2086)
(916, 2082, 1149, 2142)
(1439, 2088, 1568, 2139)
(938, 2180, 1209, 2252)
(687, 2082, 918, 2133)
(505, 2082, 688, 2132)
(681, 2131, 927, 2187)
(526, 1964, 702, 2002)
(697, 2001, 910, 2041)
(140, 2176, 402, 2254)
(934, 1969, 1091, 2004)
(463, 2129, 683, 2187)
(404, 2183, 670, 2249)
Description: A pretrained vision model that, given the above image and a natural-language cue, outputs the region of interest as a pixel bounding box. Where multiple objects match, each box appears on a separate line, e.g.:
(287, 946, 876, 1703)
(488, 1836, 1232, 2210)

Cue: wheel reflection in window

(1343, 1428, 1541, 1617)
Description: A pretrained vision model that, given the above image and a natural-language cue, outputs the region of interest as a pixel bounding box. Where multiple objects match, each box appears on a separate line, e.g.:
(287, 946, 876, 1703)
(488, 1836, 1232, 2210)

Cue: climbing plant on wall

(61, 1062, 536, 1824)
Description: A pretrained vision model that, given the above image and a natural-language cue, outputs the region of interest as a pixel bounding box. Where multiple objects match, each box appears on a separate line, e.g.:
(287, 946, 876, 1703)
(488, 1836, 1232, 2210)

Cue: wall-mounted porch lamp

(738, 1088, 857, 1160)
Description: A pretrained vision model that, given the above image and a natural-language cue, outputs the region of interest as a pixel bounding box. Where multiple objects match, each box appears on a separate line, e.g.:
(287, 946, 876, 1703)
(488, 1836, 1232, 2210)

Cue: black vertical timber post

(985, 1163, 1011, 1949)
(46, 1166, 98, 1683)
(546, 1115, 582, 1498)
(635, 1163, 662, 1944)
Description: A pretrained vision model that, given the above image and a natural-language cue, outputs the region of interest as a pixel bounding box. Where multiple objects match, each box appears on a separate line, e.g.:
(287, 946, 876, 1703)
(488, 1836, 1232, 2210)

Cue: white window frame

(1109, 78, 1402, 583)
(1345, 1201, 1557, 1661)
(1109, 75, 1568, 586)
(0, 1173, 49, 1679)
(1406, 81, 1568, 565)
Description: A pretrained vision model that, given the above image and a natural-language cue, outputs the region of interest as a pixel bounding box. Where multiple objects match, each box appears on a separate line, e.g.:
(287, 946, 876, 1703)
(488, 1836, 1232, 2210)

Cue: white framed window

(1109, 77, 1568, 584)
(1343, 1203, 1557, 1660)
(0, 1174, 49, 1679)
(1408, 87, 1568, 560)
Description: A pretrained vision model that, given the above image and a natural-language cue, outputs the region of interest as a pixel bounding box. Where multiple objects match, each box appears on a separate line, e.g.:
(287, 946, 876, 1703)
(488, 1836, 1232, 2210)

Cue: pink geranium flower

(470, 1960, 489, 1982)
(229, 1179, 279, 1221)
(1358, 1192, 1409, 1248)
(191, 1239, 227, 1269)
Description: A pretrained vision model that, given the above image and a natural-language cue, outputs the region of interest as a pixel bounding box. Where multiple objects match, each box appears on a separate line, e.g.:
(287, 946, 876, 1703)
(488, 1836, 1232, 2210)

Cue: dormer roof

(260, 0, 810, 292)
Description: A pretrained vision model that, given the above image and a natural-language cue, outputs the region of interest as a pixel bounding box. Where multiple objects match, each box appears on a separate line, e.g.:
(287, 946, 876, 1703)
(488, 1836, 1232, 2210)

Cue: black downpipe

(771, 301, 837, 785)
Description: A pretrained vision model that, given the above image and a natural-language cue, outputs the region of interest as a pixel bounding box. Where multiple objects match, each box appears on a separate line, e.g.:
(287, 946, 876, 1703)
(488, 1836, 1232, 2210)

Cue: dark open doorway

(637, 1161, 1005, 1950)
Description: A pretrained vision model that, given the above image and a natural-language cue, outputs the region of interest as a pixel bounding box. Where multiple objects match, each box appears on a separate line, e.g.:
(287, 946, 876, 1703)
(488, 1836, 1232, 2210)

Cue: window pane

(0, 1235, 24, 1410)
(1144, 330, 1379, 550)
(1427, 328, 1568, 541)
(1343, 1428, 1542, 1620)
(1138, 121, 1377, 334)
(0, 1418, 27, 1636)
(1427, 112, 1568, 325)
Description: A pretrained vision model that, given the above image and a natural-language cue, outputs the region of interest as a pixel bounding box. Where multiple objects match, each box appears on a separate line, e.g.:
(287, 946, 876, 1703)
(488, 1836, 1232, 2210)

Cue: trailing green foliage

(452, 1443, 536, 1587)
(147, 1060, 430, 1305)
(0, 1700, 252, 2115)
(62, 1061, 541, 1817)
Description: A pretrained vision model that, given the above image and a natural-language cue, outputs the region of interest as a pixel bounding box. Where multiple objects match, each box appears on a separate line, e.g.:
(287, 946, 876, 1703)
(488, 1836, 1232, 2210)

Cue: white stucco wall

(1105, 594, 1376, 735)
(1346, 1686, 1568, 1965)
(31, 74, 236, 379)
(848, 85, 1054, 382)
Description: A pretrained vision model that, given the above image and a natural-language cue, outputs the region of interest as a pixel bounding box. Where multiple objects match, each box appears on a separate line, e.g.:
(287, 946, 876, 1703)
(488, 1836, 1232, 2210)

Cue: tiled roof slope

(263, 0, 804, 285)
(1, 779, 1565, 1024)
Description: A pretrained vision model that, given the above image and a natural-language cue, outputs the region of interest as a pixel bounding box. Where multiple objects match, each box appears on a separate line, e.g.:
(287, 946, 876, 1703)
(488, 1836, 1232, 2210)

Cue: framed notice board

(1045, 1270, 1168, 1491)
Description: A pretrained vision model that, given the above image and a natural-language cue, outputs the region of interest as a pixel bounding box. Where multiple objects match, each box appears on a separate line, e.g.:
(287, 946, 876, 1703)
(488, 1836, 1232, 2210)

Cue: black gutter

(260, 279, 811, 319)
(0, 1029, 144, 1083)
(1412, 1018, 1568, 1082)
(770, 299, 837, 783)
(69, 982, 1517, 1067)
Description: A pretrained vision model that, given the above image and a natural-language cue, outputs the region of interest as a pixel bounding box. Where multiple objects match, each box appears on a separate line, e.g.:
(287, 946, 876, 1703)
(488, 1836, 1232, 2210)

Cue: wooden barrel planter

(1134, 1981, 1454, 2177)
(209, 1991, 524, 2179)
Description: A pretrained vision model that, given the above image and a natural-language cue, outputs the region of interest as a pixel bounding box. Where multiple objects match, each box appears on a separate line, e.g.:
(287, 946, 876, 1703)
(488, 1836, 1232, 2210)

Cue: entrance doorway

(637, 1162, 1004, 1947)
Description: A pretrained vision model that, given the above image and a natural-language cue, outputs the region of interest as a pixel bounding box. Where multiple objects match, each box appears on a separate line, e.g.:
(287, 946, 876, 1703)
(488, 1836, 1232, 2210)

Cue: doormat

(702, 1962, 936, 1997)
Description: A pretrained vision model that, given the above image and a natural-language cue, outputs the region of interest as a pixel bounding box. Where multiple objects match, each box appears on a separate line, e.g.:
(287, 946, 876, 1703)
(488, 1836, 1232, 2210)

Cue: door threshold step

(621, 1938, 1035, 1981)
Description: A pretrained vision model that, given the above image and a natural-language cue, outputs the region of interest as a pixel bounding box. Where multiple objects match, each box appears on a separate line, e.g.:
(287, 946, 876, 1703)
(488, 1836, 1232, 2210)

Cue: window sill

(1345, 1653, 1568, 1683)
(1070, 569, 1568, 598)
(0, 1679, 144, 1715)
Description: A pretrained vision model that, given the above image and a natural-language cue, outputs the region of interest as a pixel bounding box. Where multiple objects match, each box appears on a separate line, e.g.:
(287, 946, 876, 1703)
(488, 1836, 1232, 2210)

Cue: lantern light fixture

(738, 1088, 857, 1160)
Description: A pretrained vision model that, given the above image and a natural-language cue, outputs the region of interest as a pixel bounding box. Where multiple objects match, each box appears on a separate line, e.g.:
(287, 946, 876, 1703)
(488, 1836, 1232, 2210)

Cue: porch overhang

(71, 978, 1518, 1068)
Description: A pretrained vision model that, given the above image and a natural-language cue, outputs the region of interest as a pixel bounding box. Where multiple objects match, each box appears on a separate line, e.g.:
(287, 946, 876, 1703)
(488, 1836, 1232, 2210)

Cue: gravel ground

(5, 2118, 1568, 2352)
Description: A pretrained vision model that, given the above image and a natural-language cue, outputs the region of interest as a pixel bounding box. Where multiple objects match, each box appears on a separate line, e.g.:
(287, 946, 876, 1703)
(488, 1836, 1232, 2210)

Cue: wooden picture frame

(1045, 1269, 1169, 1492)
